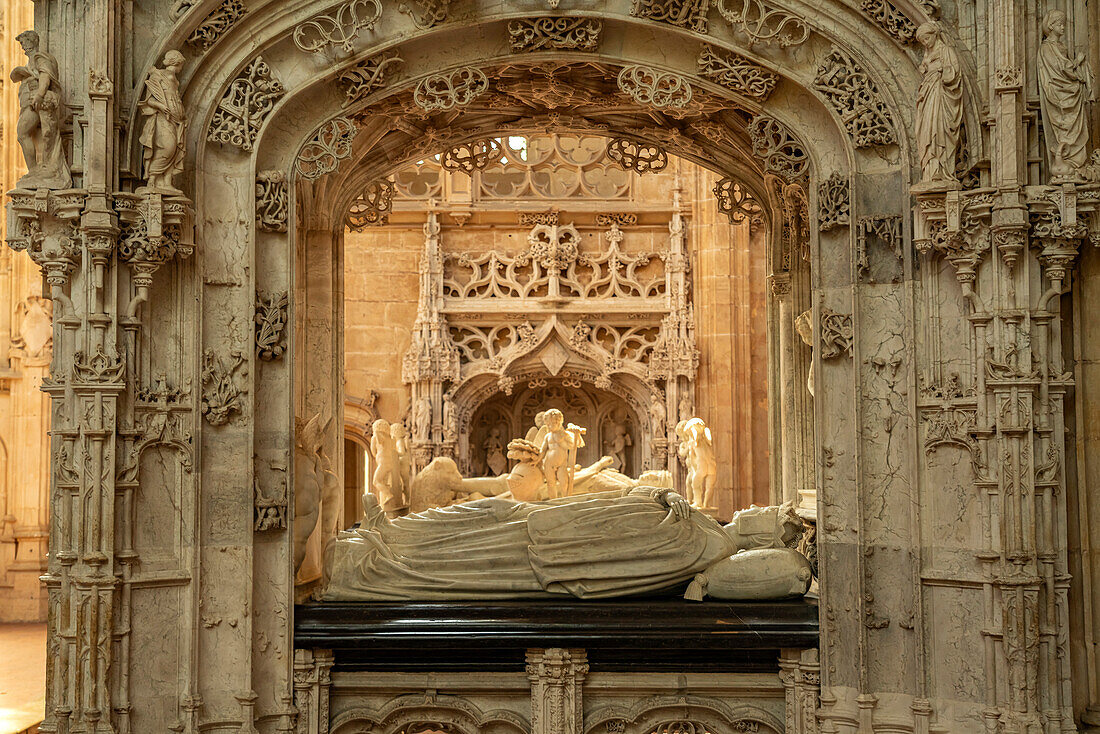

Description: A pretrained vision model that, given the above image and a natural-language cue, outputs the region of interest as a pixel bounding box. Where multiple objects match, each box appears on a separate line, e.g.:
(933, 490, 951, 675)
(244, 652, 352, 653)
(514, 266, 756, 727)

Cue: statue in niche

(914, 22, 963, 187)
(603, 418, 633, 473)
(370, 418, 404, 516)
(649, 398, 667, 438)
(391, 422, 412, 513)
(11, 31, 71, 190)
(414, 396, 432, 443)
(293, 414, 339, 577)
(442, 394, 458, 443)
(795, 309, 815, 397)
(1038, 10, 1093, 181)
(540, 409, 585, 498)
(324, 487, 811, 602)
(676, 418, 718, 510)
(483, 427, 508, 476)
(678, 394, 693, 423)
(138, 50, 186, 193)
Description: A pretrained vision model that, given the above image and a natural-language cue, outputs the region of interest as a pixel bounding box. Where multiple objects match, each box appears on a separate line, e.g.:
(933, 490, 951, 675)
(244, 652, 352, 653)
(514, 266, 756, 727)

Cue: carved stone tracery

(296, 117, 359, 180)
(508, 17, 603, 52)
(817, 172, 850, 231)
(339, 52, 404, 107)
(812, 48, 896, 148)
(697, 45, 779, 101)
(617, 65, 694, 110)
(716, 0, 811, 47)
(630, 0, 711, 33)
(186, 0, 246, 50)
(293, 0, 383, 54)
(256, 170, 288, 233)
(748, 116, 809, 182)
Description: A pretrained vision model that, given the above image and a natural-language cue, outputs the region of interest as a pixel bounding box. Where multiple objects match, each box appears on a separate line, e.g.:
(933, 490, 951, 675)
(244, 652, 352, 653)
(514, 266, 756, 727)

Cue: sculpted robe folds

(324, 487, 733, 600)
(1038, 27, 1091, 174)
(139, 65, 186, 188)
(915, 24, 963, 184)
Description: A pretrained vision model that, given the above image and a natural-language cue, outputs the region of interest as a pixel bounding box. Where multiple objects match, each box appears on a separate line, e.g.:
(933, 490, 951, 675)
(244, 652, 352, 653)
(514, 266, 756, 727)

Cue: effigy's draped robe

(1038, 38, 1092, 170)
(323, 487, 734, 600)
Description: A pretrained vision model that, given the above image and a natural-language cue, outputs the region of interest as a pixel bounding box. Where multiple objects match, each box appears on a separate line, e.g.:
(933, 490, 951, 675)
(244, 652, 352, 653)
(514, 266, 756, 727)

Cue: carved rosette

(748, 116, 809, 182)
(346, 179, 394, 230)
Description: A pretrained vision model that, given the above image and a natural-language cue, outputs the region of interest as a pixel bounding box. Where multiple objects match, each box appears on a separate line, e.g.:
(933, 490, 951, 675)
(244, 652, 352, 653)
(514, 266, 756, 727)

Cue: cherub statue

(138, 50, 186, 192)
(539, 408, 577, 498)
(390, 422, 412, 513)
(676, 417, 718, 509)
(525, 411, 548, 444)
(11, 30, 70, 189)
(371, 419, 403, 516)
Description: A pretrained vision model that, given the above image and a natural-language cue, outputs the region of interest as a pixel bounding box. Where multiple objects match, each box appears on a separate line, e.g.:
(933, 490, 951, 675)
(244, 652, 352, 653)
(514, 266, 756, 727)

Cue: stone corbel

(6, 188, 88, 318)
(114, 191, 196, 317)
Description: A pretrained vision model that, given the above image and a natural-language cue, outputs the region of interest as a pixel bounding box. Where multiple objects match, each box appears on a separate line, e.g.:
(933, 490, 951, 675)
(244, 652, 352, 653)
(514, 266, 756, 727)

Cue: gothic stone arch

(14, 0, 1099, 732)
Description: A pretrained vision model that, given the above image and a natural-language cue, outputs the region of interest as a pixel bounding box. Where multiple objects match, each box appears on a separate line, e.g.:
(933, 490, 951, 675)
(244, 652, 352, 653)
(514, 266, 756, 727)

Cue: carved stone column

(526, 648, 588, 734)
(780, 648, 821, 733)
(293, 648, 334, 734)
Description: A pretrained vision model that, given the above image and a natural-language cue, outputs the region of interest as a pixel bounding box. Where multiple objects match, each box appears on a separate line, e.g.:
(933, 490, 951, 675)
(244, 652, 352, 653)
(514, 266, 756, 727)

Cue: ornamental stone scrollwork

(696, 45, 778, 101)
(296, 117, 358, 180)
(812, 48, 896, 148)
(293, 0, 383, 54)
(441, 139, 504, 174)
(114, 192, 196, 313)
(413, 67, 490, 113)
(185, 0, 246, 50)
(748, 116, 809, 182)
(713, 177, 764, 227)
(339, 52, 403, 106)
(818, 172, 850, 231)
(629, 0, 710, 33)
(256, 170, 288, 232)
(398, 0, 449, 28)
(346, 179, 394, 230)
(207, 56, 285, 152)
(819, 308, 854, 359)
(617, 65, 694, 110)
(861, 0, 918, 43)
(716, 0, 810, 47)
(255, 291, 289, 361)
(922, 404, 986, 478)
(508, 17, 603, 52)
(73, 346, 126, 384)
(201, 349, 247, 426)
(253, 452, 288, 531)
(606, 138, 669, 174)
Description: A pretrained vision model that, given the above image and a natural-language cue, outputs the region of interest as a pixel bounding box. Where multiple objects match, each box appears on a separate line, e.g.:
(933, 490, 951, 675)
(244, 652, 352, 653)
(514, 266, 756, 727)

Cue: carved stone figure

(139, 50, 187, 192)
(442, 394, 457, 443)
(391, 422, 412, 514)
(649, 399, 667, 438)
(11, 31, 71, 190)
(539, 409, 577, 499)
(795, 309, 814, 396)
(525, 410, 548, 444)
(1038, 10, 1093, 181)
(324, 490, 811, 601)
(914, 22, 963, 187)
(293, 414, 338, 577)
(603, 419, 633, 472)
(676, 418, 718, 509)
(414, 396, 432, 442)
(483, 427, 507, 476)
(370, 418, 403, 515)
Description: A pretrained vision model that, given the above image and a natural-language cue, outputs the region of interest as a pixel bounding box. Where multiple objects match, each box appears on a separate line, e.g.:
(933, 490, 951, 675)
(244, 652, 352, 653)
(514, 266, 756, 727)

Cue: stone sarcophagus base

(293, 600, 821, 733)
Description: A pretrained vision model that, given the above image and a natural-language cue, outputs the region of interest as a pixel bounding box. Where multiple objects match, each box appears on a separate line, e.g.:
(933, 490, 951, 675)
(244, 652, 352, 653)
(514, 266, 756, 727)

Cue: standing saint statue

(414, 397, 433, 443)
(138, 50, 186, 193)
(11, 31, 71, 190)
(914, 22, 963, 187)
(1038, 10, 1093, 181)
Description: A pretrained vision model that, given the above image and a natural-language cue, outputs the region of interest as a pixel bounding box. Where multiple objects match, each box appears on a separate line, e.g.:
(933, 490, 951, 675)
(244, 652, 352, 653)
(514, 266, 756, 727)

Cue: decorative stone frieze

(508, 17, 602, 52)
(293, 0, 383, 54)
(255, 170, 288, 232)
(716, 0, 810, 47)
(200, 349, 247, 426)
(748, 116, 809, 182)
(861, 0, 918, 43)
(812, 48, 896, 148)
(186, 0, 246, 50)
(819, 308, 853, 359)
(817, 172, 850, 231)
(207, 56, 285, 152)
(255, 291, 288, 360)
(398, 0, 449, 28)
(413, 67, 489, 112)
(630, 0, 710, 33)
(346, 179, 394, 230)
(617, 65, 693, 110)
(338, 52, 403, 106)
(296, 117, 358, 180)
(606, 137, 668, 174)
(697, 44, 779, 101)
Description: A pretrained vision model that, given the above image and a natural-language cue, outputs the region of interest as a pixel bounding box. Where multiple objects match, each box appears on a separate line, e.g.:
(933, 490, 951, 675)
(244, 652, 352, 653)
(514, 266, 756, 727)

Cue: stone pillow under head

(684, 547, 813, 601)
